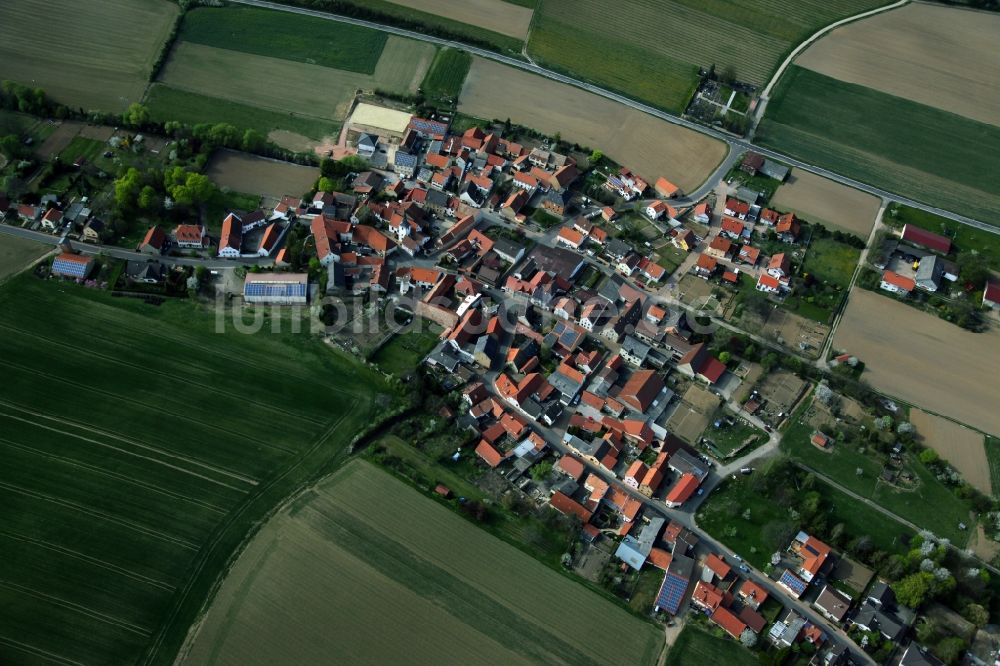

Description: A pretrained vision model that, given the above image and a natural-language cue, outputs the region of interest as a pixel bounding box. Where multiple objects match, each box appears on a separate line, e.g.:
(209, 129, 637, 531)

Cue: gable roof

(711, 607, 748, 639)
(704, 553, 731, 580)
(902, 224, 951, 254)
(882, 270, 916, 292)
(549, 491, 593, 523)
(618, 369, 665, 413)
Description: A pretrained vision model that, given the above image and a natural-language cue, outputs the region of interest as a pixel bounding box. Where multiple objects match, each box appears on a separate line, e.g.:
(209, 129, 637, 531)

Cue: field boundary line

(0, 480, 201, 551)
(0, 579, 151, 636)
(0, 405, 257, 489)
(146, 401, 363, 664)
(0, 322, 326, 425)
(0, 357, 299, 457)
(0, 529, 176, 592)
(0, 437, 228, 515)
(0, 635, 86, 666)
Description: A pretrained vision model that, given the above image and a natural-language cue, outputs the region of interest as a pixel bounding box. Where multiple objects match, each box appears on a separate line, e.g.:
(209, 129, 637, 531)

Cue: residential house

(139, 226, 167, 255)
(173, 224, 206, 250)
(50, 252, 94, 279)
(646, 200, 671, 220)
(880, 270, 915, 296)
(693, 202, 711, 223)
(720, 217, 745, 240)
(654, 176, 680, 198)
(556, 226, 587, 250)
(126, 260, 163, 284)
(914, 255, 944, 292)
(218, 213, 242, 258)
(712, 607, 749, 640)
(741, 152, 765, 176)
(81, 218, 105, 242)
(673, 228, 695, 251)
(813, 585, 852, 623)
(540, 189, 569, 216)
(899, 644, 945, 666)
(623, 461, 649, 490)
(677, 343, 726, 385)
(738, 579, 768, 611)
(40, 207, 63, 230)
(724, 198, 751, 220)
(756, 273, 785, 294)
(776, 213, 800, 243)
(664, 473, 699, 508)
(738, 245, 760, 266)
(694, 253, 718, 278)
(767, 253, 791, 279)
(706, 236, 733, 260)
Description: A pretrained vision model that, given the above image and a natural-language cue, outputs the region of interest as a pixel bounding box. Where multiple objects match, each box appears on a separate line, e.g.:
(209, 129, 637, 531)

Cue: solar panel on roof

(778, 570, 807, 596)
(655, 572, 688, 614)
(52, 258, 89, 277)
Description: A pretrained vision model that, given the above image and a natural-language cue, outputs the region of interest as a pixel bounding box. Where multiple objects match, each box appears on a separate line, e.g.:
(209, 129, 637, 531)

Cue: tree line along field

(756, 66, 1000, 224)
(0, 0, 179, 113)
(148, 6, 435, 149)
(180, 460, 663, 665)
(0, 274, 390, 665)
(526, 0, 886, 113)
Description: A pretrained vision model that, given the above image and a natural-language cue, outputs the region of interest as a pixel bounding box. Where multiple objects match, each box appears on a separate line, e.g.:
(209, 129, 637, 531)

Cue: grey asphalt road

(233, 0, 998, 237)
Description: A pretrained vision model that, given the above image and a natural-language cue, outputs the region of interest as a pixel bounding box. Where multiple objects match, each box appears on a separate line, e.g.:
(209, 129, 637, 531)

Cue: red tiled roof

(711, 607, 747, 639)
(173, 224, 203, 243)
(648, 548, 673, 570)
(665, 473, 699, 505)
(739, 606, 767, 633)
(655, 176, 679, 197)
(709, 236, 732, 254)
(475, 440, 504, 467)
(721, 217, 744, 235)
(704, 553, 731, 580)
(618, 369, 664, 413)
(902, 224, 951, 254)
(549, 491, 592, 523)
(757, 274, 781, 290)
(141, 226, 166, 249)
(696, 254, 717, 271)
(691, 580, 725, 612)
(881, 270, 916, 292)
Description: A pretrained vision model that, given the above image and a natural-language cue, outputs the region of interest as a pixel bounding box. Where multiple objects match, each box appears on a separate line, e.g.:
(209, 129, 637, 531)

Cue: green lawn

(58, 136, 105, 164)
(781, 398, 973, 546)
(664, 625, 757, 666)
(987, 437, 1000, 497)
(179, 6, 387, 73)
(205, 189, 262, 233)
(757, 66, 1000, 224)
(421, 48, 472, 103)
(371, 327, 442, 377)
(628, 568, 666, 615)
(884, 204, 1000, 272)
(656, 244, 687, 273)
(145, 84, 339, 142)
(703, 412, 766, 459)
(0, 273, 393, 665)
(801, 235, 860, 289)
(698, 465, 914, 571)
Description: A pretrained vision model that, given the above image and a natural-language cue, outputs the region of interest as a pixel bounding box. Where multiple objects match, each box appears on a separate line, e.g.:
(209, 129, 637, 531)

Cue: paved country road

(232, 0, 999, 236)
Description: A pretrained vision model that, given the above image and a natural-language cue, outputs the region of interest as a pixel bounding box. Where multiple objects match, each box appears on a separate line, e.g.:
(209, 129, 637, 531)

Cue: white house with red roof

(880, 270, 915, 296)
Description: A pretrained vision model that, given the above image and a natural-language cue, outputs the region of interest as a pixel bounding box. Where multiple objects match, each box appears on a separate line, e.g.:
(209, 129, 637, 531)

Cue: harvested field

(387, 0, 533, 39)
(206, 150, 318, 199)
(910, 409, 989, 495)
(834, 288, 1000, 437)
(757, 66, 1000, 223)
(460, 58, 726, 190)
(0, 236, 51, 282)
(159, 38, 432, 124)
(0, 0, 178, 112)
(795, 3, 1000, 127)
(179, 460, 662, 666)
(770, 169, 881, 237)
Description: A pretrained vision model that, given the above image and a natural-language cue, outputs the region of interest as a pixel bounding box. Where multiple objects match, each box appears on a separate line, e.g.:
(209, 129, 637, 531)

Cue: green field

(371, 327, 442, 377)
(332, 0, 524, 54)
(527, 0, 884, 113)
(884, 204, 1000, 271)
(664, 625, 757, 666)
(781, 397, 973, 545)
(0, 0, 178, 112)
(58, 136, 105, 165)
(145, 84, 339, 142)
(757, 66, 1000, 223)
(421, 48, 473, 103)
(704, 415, 767, 459)
(181, 460, 663, 665)
(0, 236, 50, 282)
(0, 274, 391, 665)
(987, 437, 1000, 497)
(179, 6, 388, 74)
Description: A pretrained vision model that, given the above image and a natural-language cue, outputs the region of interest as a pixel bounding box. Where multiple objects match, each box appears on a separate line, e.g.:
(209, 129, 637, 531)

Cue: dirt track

(833, 288, 1000, 437)
(795, 3, 1000, 127)
(460, 58, 727, 191)
(910, 409, 989, 494)
(390, 0, 533, 39)
(771, 168, 880, 237)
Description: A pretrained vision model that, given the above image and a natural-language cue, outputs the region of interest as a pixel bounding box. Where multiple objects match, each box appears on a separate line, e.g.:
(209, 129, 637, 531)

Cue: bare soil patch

(910, 408, 989, 494)
(795, 3, 1000, 127)
(969, 523, 1000, 562)
(667, 384, 720, 444)
(460, 58, 727, 191)
(206, 150, 318, 199)
(834, 288, 1000, 437)
(761, 307, 829, 356)
(770, 168, 880, 237)
(756, 370, 807, 417)
(34, 122, 82, 159)
(389, 0, 533, 39)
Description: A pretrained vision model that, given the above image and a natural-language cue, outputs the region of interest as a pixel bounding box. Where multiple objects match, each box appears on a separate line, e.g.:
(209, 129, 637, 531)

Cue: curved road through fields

(232, 0, 998, 236)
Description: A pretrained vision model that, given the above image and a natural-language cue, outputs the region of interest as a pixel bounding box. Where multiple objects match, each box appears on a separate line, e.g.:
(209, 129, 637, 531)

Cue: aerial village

(7, 100, 1000, 666)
